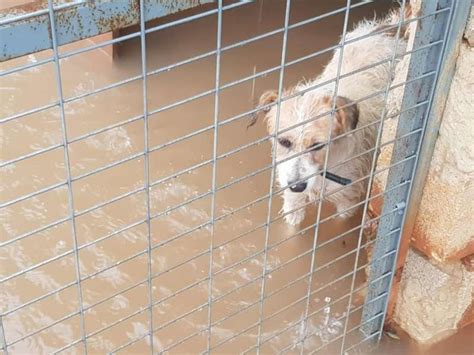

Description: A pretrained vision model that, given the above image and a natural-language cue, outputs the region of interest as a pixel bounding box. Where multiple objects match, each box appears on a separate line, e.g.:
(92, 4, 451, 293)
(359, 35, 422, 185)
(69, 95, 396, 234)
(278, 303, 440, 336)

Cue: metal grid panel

(0, 0, 461, 353)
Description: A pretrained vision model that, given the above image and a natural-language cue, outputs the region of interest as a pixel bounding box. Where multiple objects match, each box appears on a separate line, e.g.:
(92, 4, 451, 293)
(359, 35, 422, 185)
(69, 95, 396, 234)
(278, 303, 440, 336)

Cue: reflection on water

(0, 1, 395, 353)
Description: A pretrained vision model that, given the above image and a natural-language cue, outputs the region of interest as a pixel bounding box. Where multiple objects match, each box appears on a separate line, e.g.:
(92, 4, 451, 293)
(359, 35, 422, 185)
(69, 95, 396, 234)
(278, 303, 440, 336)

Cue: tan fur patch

(319, 95, 359, 136)
(248, 90, 278, 129)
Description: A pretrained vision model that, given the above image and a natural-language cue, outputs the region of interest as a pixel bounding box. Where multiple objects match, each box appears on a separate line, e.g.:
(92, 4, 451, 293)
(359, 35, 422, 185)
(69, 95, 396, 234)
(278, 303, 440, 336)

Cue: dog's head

(251, 89, 359, 194)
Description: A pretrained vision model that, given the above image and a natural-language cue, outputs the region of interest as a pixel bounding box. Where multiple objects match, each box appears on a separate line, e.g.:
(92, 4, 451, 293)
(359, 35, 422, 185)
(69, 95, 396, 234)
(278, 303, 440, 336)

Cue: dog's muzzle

(289, 181, 307, 193)
(288, 171, 352, 194)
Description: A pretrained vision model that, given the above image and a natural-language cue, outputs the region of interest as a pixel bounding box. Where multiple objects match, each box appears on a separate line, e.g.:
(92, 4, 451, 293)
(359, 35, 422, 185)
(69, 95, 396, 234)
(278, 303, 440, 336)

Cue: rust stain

(94, 3, 138, 34)
(461, 253, 474, 272)
(1, 0, 211, 62)
(132, 0, 140, 16)
(0, 0, 48, 16)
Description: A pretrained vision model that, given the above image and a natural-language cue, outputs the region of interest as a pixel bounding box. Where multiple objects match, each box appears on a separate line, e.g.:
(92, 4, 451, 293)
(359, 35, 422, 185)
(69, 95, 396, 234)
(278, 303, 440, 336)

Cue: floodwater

(1, 0, 445, 354)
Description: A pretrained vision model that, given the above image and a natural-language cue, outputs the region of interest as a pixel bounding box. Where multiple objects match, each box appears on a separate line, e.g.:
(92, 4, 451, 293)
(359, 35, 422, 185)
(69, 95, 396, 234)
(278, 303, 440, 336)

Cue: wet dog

(250, 5, 410, 225)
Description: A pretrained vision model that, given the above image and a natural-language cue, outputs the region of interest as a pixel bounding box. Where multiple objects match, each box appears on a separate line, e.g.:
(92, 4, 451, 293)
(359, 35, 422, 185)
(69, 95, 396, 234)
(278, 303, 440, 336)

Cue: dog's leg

(335, 196, 360, 219)
(281, 191, 307, 226)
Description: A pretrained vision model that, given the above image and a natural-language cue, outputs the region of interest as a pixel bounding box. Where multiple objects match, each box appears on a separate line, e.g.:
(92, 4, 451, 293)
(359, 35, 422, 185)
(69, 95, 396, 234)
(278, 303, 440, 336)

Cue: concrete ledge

(393, 249, 473, 344)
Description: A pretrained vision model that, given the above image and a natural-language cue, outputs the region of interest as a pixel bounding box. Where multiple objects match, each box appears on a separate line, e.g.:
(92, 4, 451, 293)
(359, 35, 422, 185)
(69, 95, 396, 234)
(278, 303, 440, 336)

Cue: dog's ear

(248, 90, 278, 128)
(334, 96, 359, 133)
(259, 90, 278, 108)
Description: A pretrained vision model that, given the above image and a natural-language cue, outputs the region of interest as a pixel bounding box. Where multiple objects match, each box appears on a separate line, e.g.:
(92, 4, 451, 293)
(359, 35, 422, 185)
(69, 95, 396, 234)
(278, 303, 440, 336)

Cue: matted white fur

(258, 8, 409, 225)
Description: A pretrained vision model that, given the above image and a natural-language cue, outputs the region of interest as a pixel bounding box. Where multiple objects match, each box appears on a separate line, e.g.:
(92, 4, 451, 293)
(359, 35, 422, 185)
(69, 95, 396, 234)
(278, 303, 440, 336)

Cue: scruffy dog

(251, 5, 411, 226)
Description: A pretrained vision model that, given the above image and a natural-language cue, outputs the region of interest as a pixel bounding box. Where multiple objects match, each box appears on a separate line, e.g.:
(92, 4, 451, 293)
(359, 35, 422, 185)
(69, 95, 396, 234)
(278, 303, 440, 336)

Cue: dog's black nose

(289, 182, 307, 193)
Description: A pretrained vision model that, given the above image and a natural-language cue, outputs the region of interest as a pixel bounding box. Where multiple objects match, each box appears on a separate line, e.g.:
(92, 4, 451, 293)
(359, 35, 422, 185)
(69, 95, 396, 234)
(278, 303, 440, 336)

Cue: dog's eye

(309, 142, 325, 151)
(278, 138, 292, 148)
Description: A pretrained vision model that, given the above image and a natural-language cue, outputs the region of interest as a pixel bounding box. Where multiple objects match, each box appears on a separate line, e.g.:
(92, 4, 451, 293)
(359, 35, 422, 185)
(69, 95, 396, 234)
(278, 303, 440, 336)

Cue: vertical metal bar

(46, 1, 88, 353)
(360, 0, 454, 338)
(207, 0, 223, 352)
(388, 0, 472, 318)
(373, 0, 462, 342)
(138, 0, 154, 352)
(339, 1, 408, 352)
(255, 0, 292, 352)
(300, 2, 351, 353)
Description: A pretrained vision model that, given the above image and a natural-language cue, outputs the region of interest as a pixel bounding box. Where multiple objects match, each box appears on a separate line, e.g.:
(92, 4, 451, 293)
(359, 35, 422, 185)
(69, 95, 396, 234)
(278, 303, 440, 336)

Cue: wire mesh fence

(0, 0, 460, 353)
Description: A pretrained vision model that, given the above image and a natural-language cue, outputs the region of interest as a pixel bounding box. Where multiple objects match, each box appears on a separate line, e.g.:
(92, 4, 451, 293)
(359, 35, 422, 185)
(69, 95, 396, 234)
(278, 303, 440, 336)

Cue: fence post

(360, 0, 469, 339)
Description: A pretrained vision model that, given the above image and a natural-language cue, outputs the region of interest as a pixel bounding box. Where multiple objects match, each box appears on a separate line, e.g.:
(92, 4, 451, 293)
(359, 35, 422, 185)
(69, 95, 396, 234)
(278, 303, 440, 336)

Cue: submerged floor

(1, 1, 471, 354)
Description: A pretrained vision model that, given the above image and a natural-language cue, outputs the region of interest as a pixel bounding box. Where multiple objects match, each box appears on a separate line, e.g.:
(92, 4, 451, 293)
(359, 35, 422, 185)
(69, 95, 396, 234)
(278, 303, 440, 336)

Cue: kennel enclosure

(0, 0, 470, 354)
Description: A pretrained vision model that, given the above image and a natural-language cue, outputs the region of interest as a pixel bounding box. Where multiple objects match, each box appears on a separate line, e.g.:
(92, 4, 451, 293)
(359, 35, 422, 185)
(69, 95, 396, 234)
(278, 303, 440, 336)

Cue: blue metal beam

(0, 0, 214, 62)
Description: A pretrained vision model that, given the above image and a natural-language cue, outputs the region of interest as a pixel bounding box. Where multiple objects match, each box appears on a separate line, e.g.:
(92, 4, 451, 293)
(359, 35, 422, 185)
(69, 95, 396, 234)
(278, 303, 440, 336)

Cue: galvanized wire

(206, 1, 224, 350)
(3, 195, 399, 349)
(0, 34, 441, 177)
(0, 5, 447, 124)
(0, 1, 453, 353)
(138, 0, 155, 350)
(255, 1, 292, 353)
(0, 208, 401, 351)
(150, 233, 394, 354)
(46, 1, 87, 353)
(250, 257, 397, 354)
(0, 60, 438, 215)
(1, 38, 440, 190)
(0, 133, 419, 287)
(339, 2, 409, 352)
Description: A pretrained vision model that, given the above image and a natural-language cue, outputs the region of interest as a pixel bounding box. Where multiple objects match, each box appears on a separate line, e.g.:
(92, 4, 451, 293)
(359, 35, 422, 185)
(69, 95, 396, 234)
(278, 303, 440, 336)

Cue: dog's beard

(276, 157, 320, 192)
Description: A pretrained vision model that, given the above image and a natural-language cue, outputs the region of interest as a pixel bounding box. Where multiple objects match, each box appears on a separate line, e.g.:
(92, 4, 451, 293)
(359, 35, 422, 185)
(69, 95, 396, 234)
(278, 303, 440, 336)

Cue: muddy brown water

(4, 1, 468, 355)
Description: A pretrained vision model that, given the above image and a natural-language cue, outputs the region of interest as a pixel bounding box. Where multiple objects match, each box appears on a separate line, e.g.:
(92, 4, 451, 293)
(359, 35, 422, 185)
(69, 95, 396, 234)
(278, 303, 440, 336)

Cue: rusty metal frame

(0, 0, 215, 62)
